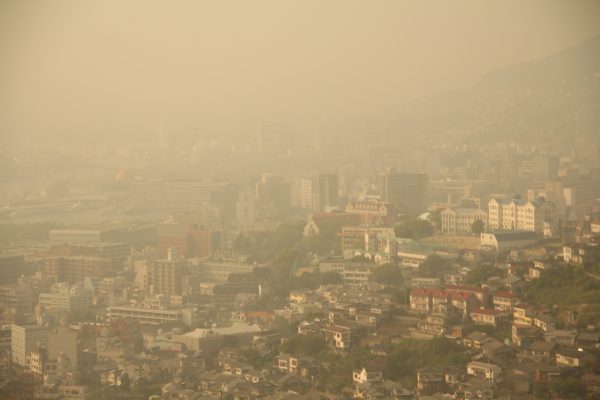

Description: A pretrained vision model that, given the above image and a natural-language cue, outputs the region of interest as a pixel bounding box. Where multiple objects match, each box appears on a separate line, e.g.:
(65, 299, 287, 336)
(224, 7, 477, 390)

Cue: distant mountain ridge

(479, 34, 600, 91)
(396, 34, 600, 145)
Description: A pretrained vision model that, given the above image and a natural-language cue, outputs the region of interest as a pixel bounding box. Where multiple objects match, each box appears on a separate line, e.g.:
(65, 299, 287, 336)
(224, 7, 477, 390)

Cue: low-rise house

(577, 331, 600, 350)
(411, 277, 441, 288)
(297, 319, 326, 336)
(512, 324, 540, 347)
(444, 366, 466, 389)
(513, 305, 537, 326)
(528, 260, 555, 279)
(544, 329, 578, 347)
(533, 315, 556, 332)
(508, 261, 533, 277)
(289, 290, 311, 303)
(353, 367, 383, 385)
(460, 377, 495, 400)
(417, 314, 453, 336)
(555, 348, 596, 367)
(519, 341, 556, 363)
(470, 308, 509, 327)
(449, 292, 480, 318)
(321, 323, 355, 351)
(276, 354, 299, 374)
(355, 311, 382, 327)
(581, 373, 600, 397)
(409, 288, 433, 313)
(462, 331, 490, 350)
(492, 291, 520, 312)
(562, 243, 600, 266)
(416, 367, 445, 396)
(466, 361, 502, 383)
(500, 275, 525, 293)
(253, 332, 282, 354)
(534, 364, 562, 384)
(444, 285, 487, 303)
(370, 343, 393, 357)
(462, 331, 511, 360)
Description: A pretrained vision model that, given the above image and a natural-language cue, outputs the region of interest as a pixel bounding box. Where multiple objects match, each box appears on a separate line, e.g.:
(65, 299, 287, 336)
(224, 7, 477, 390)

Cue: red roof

(410, 288, 432, 297)
(494, 291, 516, 298)
(430, 289, 447, 298)
(450, 292, 476, 301)
(311, 212, 340, 220)
(445, 285, 484, 293)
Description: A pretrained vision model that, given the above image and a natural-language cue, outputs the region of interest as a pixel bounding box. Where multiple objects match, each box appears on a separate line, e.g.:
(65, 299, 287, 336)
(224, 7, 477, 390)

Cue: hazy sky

(1, 0, 599, 145)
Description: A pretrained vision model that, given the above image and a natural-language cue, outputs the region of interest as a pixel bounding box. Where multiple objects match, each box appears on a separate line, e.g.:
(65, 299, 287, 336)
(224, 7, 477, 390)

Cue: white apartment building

(11, 324, 48, 368)
(488, 198, 555, 235)
(107, 305, 182, 326)
(441, 207, 488, 234)
(39, 283, 91, 316)
(297, 178, 314, 210)
(195, 261, 256, 282)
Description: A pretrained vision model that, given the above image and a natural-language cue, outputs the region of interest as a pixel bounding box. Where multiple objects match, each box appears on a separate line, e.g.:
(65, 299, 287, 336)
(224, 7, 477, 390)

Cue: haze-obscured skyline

(1, 0, 600, 146)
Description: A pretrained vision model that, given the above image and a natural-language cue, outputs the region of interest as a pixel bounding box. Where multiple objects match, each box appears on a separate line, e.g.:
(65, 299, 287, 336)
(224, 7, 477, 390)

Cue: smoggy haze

(1, 0, 600, 146)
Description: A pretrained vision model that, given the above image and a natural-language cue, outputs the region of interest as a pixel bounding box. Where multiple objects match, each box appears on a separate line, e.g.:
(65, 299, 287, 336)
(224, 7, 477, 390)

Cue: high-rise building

(488, 197, 556, 234)
(379, 171, 428, 214)
(255, 174, 291, 210)
(0, 254, 25, 285)
(0, 283, 34, 320)
(11, 324, 48, 368)
(236, 189, 256, 229)
(48, 327, 78, 369)
(316, 174, 339, 211)
(42, 256, 113, 283)
(147, 258, 185, 296)
(291, 178, 314, 210)
(256, 121, 294, 154)
(39, 283, 91, 317)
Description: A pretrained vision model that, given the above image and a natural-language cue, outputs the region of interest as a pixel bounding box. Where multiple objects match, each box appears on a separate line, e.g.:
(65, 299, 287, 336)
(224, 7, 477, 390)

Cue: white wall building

(441, 207, 488, 234)
(11, 324, 48, 368)
(39, 283, 91, 316)
(488, 198, 555, 235)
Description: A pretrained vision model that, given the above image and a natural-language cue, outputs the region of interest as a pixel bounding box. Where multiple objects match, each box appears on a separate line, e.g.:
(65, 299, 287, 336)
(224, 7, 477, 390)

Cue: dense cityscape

(2, 1, 600, 399)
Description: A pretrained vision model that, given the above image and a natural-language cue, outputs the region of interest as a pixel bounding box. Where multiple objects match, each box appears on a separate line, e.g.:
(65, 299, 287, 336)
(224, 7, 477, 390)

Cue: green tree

(120, 372, 130, 390)
(533, 383, 549, 398)
(471, 219, 485, 235)
(549, 377, 586, 398)
(430, 208, 443, 230)
(371, 263, 403, 285)
(419, 255, 452, 279)
(271, 316, 293, 336)
(465, 262, 498, 284)
(282, 335, 327, 356)
(385, 337, 468, 383)
(394, 219, 434, 239)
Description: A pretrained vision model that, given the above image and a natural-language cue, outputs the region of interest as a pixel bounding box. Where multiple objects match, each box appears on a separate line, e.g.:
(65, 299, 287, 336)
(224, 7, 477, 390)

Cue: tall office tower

(255, 173, 291, 209)
(0, 254, 25, 285)
(147, 257, 185, 296)
(316, 174, 340, 211)
(236, 188, 256, 229)
(48, 327, 78, 368)
(256, 121, 295, 154)
(291, 178, 314, 210)
(11, 324, 48, 368)
(379, 171, 428, 214)
(42, 256, 112, 283)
